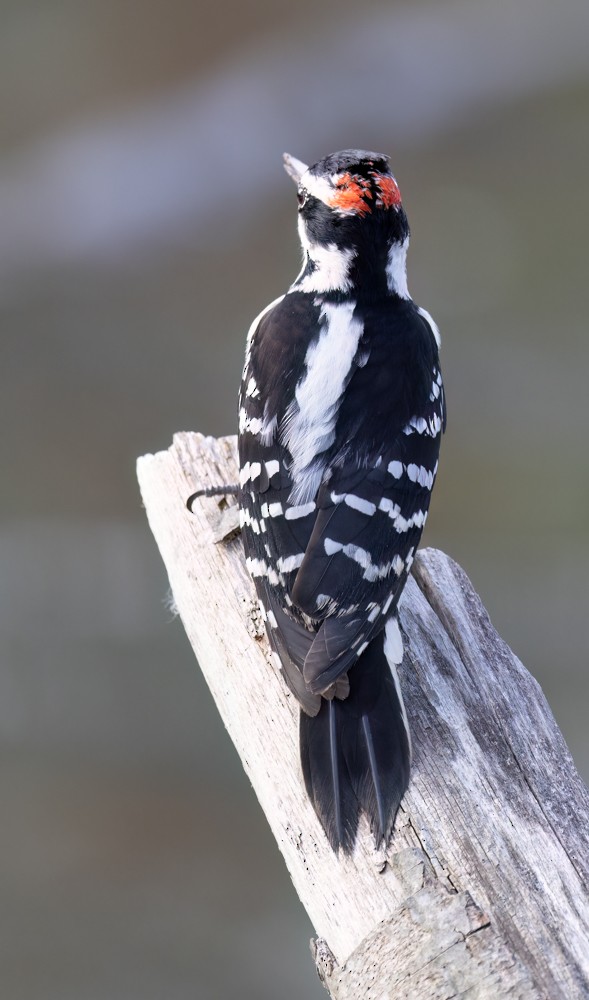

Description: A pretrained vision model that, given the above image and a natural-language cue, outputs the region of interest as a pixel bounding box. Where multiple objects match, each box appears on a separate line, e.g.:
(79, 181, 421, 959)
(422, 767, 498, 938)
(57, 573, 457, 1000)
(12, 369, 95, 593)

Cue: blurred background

(1, 0, 588, 996)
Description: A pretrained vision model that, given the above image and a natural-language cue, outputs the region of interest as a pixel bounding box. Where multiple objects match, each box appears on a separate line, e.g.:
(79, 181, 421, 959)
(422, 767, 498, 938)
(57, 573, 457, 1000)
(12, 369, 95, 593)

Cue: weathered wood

(137, 432, 589, 999)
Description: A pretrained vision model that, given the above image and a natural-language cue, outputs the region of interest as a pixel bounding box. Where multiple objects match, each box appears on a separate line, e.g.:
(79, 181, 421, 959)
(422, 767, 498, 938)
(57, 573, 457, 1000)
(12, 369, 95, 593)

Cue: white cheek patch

(295, 243, 356, 294)
(386, 237, 410, 299)
(300, 171, 335, 205)
(293, 207, 356, 294)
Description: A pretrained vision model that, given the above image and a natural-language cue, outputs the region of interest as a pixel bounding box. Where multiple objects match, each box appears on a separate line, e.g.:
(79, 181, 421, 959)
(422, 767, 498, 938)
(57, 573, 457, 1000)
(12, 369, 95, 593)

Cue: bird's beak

(283, 153, 308, 185)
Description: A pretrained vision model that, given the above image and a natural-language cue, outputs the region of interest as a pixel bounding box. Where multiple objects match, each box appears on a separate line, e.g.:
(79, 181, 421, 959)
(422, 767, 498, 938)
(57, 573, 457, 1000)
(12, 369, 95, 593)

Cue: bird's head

(283, 149, 410, 298)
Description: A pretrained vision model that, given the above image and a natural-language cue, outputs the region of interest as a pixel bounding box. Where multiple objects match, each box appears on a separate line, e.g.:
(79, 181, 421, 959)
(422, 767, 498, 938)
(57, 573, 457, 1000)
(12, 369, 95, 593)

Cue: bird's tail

(299, 618, 410, 853)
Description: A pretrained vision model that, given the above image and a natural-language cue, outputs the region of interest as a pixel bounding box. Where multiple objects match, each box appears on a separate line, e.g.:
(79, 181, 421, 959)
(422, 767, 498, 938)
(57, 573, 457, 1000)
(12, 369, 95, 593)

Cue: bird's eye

(297, 188, 309, 209)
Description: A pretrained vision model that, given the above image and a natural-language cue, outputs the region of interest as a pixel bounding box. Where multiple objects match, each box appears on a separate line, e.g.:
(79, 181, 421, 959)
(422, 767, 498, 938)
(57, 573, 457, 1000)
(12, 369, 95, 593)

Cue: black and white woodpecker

(238, 149, 446, 853)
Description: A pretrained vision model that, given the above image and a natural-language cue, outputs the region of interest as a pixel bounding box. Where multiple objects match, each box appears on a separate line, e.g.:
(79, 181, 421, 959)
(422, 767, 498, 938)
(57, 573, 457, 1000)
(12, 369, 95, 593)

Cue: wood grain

(137, 432, 589, 999)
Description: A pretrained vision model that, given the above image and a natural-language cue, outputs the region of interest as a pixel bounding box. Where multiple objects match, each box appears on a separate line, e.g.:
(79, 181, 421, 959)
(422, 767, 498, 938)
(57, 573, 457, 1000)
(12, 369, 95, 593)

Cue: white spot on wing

(316, 593, 339, 616)
(284, 501, 316, 520)
(406, 464, 434, 489)
(239, 461, 262, 486)
(245, 556, 281, 587)
(265, 460, 280, 479)
(344, 494, 377, 516)
(393, 509, 427, 532)
(382, 592, 394, 615)
(323, 538, 405, 581)
(379, 497, 428, 532)
(403, 413, 442, 437)
(244, 416, 263, 435)
(331, 492, 376, 516)
(379, 498, 401, 518)
(277, 553, 305, 573)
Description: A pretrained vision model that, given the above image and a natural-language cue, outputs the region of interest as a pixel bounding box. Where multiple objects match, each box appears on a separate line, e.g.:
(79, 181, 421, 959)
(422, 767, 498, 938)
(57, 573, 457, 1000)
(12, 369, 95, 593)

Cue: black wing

(239, 293, 445, 702)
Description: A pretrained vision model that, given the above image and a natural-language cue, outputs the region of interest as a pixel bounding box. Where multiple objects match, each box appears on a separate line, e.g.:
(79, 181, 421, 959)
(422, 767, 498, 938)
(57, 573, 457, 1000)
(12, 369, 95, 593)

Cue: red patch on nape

(328, 172, 373, 215)
(373, 174, 402, 209)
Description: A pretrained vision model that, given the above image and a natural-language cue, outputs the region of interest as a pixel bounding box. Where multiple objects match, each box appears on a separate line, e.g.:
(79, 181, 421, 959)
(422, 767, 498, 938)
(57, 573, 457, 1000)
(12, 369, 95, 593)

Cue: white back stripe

(282, 300, 363, 503)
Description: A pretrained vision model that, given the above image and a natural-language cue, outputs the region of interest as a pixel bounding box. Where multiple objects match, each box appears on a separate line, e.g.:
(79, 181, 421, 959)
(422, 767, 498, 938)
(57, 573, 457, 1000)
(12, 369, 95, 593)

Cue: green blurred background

(1, 0, 588, 997)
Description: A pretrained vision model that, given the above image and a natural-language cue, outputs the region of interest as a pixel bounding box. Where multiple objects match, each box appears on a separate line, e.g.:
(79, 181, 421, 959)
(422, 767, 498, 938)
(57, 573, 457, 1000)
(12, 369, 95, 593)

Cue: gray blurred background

(1, 0, 588, 997)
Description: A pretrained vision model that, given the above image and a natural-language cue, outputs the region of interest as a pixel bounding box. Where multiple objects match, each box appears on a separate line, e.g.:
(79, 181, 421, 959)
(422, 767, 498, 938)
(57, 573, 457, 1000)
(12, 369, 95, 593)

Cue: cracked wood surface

(137, 432, 589, 1000)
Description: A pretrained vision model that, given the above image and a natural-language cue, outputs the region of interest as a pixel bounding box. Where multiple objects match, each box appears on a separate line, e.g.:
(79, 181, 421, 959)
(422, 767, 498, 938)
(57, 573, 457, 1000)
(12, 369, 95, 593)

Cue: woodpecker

(238, 149, 445, 853)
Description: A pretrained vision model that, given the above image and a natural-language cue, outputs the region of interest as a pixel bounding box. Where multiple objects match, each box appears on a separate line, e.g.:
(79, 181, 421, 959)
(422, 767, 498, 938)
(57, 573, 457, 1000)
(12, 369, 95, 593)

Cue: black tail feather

(301, 698, 358, 851)
(300, 633, 410, 853)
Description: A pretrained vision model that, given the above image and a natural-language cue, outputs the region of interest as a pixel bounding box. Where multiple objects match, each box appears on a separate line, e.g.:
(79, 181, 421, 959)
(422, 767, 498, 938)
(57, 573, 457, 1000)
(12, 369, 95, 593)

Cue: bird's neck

(291, 230, 410, 301)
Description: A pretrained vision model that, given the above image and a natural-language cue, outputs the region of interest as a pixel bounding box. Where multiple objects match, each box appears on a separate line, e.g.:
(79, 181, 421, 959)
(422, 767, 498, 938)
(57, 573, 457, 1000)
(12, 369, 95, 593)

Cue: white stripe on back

(282, 301, 363, 503)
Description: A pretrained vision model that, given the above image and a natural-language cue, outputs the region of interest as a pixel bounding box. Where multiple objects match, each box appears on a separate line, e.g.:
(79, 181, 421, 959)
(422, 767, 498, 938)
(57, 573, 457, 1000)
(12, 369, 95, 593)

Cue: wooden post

(137, 432, 589, 999)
